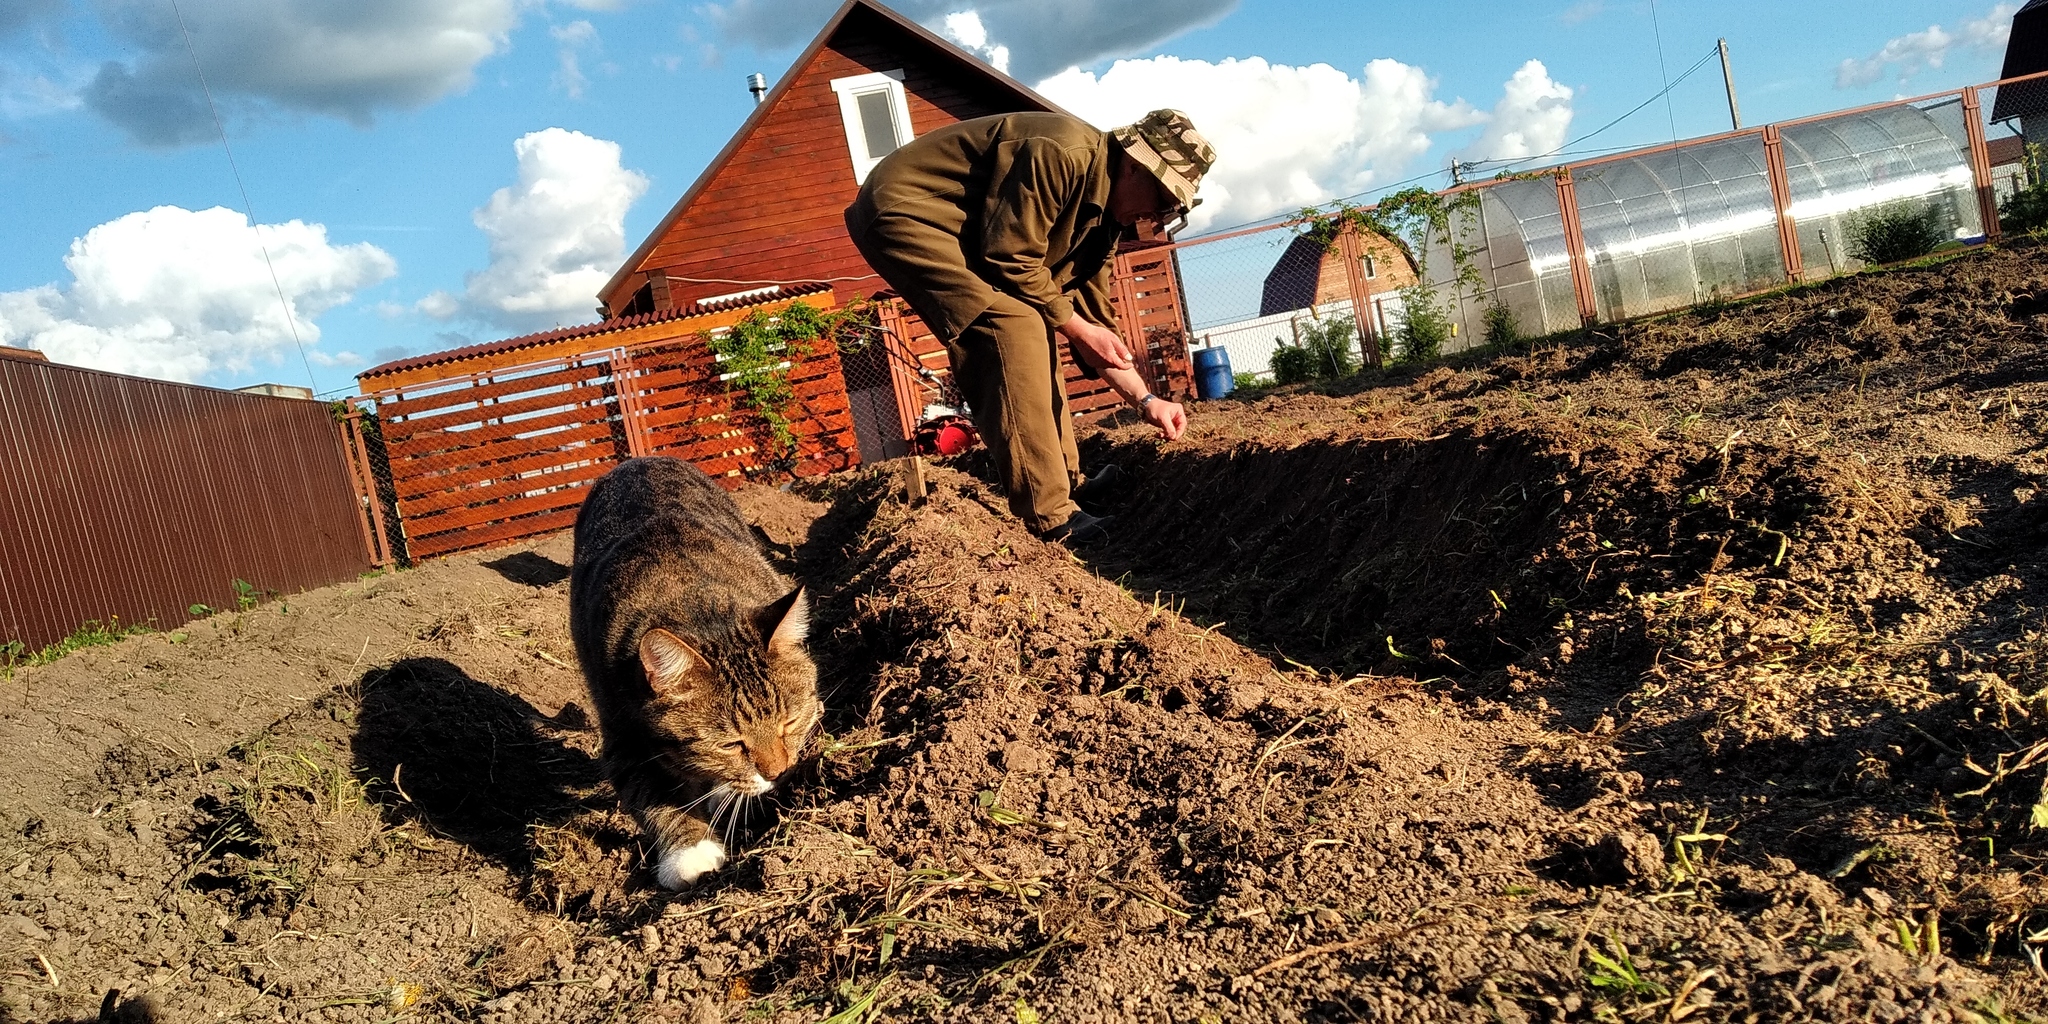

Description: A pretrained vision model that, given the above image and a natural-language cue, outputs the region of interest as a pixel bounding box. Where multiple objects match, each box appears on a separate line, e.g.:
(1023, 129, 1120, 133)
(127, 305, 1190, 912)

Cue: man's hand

(1058, 314, 1132, 371)
(1143, 397, 1187, 441)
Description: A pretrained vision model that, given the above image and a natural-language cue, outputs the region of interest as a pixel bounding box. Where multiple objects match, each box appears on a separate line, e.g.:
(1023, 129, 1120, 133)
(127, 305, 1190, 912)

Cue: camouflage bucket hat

(1111, 109, 1215, 211)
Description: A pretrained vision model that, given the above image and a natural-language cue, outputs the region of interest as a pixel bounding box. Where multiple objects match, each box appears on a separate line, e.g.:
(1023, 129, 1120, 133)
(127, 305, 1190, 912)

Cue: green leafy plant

(1269, 345, 1320, 385)
(233, 578, 259, 612)
(1231, 371, 1267, 390)
(2001, 143, 2048, 236)
(1847, 201, 1944, 266)
(1482, 302, 1521, 349)
(1394, 296, 1454, 363)
(1297, 315, 1359, 378)
(706, 299, 872, 457)
(1267, 315, 1359, 385)
(1584, 935, 1666, 1000)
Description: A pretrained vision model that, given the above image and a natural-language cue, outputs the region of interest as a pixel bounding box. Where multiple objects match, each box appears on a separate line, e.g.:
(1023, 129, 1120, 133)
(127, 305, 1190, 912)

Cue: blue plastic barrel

(1193, 346, 1234, 400)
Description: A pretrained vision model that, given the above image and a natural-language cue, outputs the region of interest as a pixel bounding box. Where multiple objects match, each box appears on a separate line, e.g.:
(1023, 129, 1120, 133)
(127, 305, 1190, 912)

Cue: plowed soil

(13, 244, 2048, 1022)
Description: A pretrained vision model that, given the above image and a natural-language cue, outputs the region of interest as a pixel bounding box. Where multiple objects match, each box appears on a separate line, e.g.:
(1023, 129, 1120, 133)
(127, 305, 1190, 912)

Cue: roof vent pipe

(747, 72, 768, 104)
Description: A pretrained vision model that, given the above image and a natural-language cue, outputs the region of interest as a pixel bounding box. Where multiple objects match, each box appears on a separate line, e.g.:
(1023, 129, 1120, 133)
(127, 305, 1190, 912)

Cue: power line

(1179, 43, 1727, 243)
(168, 0, 319, 393)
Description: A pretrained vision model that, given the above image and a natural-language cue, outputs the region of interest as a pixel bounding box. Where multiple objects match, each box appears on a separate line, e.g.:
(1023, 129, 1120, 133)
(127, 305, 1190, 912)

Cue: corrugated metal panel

(0, 359, 370, 650)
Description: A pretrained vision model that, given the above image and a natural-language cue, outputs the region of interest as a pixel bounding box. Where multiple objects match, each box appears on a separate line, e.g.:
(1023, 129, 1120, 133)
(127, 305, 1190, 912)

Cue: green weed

(6, 617, 154, 673)
(1584, 934, 1666, 1000)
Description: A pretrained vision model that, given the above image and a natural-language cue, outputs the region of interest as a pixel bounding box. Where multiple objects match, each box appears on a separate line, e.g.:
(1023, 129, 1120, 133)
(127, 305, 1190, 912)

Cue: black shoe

(1071, 464, 1128, 506)
(1041, 509, 1114, 547)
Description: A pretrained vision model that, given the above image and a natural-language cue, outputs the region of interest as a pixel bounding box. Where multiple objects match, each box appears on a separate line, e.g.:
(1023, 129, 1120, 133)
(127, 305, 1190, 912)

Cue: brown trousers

(849, 214, 1083, 532)
(944, 294, 1083, 533)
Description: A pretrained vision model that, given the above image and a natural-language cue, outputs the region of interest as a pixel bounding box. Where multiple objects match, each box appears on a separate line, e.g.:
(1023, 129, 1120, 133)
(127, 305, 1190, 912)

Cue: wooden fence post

(1762, 125, 1805, 282)
(611, 347, 653, 458)
(341, 409, 393, 568)
(877, 300, 922, 445)
(1335, 220, 1381, 367)
(1963, 87, 2003, 243)
(1556, 169, 1599, 326)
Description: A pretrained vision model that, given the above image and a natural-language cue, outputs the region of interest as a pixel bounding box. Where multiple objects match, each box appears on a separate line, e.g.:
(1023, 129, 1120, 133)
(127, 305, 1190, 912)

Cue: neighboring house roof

(1990, 134, 2029, 168)
(357, 283, 832, 392)
(1259, 231, 1419, 318)
(1993, 2, 2048, 122)
(598, 0, 1073, 313)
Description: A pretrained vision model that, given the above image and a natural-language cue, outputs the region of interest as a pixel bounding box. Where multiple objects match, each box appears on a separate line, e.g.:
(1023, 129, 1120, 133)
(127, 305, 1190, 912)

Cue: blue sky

(0, 0, 2024, 396)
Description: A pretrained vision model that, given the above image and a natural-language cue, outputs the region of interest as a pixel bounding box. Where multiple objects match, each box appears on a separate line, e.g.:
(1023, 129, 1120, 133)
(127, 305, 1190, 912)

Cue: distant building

(1259, 231, 1418, 319)
(1993, 1, 2048, 143)
(0, 346, 48, 364)
(236, 383, 316, 400)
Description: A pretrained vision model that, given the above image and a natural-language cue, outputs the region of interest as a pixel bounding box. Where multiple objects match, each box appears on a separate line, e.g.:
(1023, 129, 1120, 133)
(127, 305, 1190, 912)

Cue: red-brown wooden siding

(609, 7, 1043, 315)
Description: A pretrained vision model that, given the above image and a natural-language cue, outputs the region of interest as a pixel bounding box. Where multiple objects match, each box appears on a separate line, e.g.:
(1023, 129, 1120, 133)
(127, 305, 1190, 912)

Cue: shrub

(1394, 287, 1453, 362)
(1846, 201, 1943, 266)
(1482, 303, 1521, 349)
(1232, 371, 1267, 390)
(2002, 145, 2048, 235)
(1297, 316, 1359, 379)
(1269, 345, 1320, 385)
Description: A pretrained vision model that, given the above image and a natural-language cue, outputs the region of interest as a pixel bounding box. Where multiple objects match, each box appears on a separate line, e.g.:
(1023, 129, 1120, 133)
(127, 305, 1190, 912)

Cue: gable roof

(599, 0, 1072, 305)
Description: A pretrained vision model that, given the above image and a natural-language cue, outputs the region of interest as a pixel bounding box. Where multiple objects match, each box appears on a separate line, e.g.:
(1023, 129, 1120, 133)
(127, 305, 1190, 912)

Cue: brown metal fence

(1164, 69, 2048, 384)
(0, 357, 372, 650)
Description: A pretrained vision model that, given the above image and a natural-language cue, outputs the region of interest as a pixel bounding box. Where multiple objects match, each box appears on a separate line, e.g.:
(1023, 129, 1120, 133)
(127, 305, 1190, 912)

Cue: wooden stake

(904, 456, 928, 504)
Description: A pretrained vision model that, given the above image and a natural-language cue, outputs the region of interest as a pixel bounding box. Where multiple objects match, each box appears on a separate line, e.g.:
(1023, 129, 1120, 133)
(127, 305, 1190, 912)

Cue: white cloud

(0, 65, 86, 119)
(1038, 56, 1493, 231)
(1835, 3, 2016, 89)
(1463, 60, 1574, 162)
(552, 20, 599, 99)
(1559, 0, 1608, 25)
(426, 128, 648, 330)
(939, 12, 1011, 75)
(83, 0, 522, 146)
(0, 206, 395, 383)
(704, 0, 1236, 81)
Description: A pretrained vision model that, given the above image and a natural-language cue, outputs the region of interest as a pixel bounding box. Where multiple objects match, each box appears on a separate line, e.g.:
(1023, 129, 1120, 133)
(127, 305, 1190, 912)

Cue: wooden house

(349, 0, 1192, 561)
(1260, 230, 1418, 336)
(599, 0, 1192, 460)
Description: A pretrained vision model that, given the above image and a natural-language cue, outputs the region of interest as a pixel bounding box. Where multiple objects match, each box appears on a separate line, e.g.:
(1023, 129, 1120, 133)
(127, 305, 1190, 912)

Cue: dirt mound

(13, 246, 2048, 1021)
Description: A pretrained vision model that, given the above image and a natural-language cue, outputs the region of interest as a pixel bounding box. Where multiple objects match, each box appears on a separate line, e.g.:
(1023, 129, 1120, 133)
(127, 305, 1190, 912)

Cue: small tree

(1846, 201, 1943, 266)
(1393, 295, 1452, 363)
(1482, 303, 1521, 349)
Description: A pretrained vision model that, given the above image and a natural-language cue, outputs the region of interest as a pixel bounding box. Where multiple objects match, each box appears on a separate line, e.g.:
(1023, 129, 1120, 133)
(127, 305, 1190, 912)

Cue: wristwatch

(1137, 393, 1157, 410)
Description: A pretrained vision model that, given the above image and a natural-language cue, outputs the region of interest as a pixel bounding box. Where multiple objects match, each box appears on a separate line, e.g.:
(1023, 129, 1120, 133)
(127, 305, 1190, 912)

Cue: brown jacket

(845, 112, 1120, 341)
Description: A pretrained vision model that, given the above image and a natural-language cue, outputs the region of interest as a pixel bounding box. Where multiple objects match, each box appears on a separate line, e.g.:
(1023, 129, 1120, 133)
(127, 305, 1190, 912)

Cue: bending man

(845, 109, 1214, 545)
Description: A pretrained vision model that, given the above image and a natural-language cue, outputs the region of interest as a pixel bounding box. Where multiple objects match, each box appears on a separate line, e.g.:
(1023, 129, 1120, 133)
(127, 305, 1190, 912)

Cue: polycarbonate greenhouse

(1423, 100, 1990, 344)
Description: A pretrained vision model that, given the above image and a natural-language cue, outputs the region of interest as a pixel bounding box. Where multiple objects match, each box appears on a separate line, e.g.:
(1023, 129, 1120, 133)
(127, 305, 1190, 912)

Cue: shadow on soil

(350, 657, 602, 872)
(482, 551, 572, 587)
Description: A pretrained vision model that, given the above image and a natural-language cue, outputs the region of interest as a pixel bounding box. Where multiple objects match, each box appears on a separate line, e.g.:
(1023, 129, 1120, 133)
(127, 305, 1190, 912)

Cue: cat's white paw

(655, 838, 726, 889)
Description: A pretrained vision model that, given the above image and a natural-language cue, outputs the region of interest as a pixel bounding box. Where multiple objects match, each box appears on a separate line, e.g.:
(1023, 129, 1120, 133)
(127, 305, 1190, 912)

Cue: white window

(830, 70, 913, 184)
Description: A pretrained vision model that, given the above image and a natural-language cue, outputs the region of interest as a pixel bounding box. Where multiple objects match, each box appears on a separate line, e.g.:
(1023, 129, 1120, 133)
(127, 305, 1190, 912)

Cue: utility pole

(1719, 38, 1742, 130)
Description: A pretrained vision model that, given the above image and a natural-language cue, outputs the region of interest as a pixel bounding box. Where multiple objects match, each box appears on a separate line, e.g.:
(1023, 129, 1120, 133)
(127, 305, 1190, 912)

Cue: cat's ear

(759, 586, 809, 655)
(639, 628, 706, 695)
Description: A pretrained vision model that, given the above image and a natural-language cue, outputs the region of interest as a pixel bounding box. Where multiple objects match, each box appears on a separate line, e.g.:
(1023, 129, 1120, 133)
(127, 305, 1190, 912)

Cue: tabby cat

(568, 457, 822, 888)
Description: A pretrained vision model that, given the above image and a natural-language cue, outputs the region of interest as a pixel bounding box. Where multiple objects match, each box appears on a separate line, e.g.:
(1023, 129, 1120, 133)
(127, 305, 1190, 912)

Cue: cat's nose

(751, 742, 791, 780)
